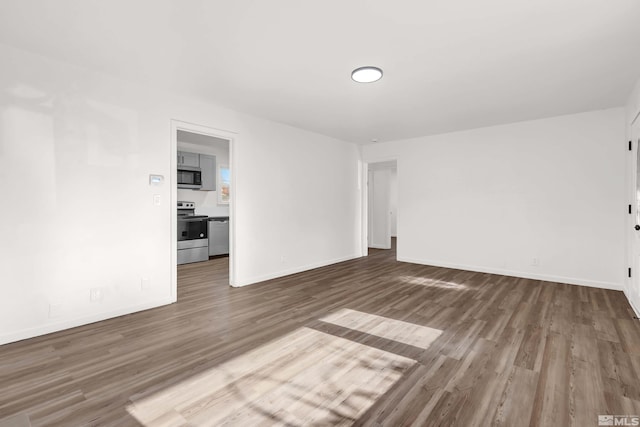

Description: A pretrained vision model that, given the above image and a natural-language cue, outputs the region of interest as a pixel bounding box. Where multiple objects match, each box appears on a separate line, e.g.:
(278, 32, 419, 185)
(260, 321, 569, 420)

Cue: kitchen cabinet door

(199, 154, 216, 191)
(180, 151, 200, 168)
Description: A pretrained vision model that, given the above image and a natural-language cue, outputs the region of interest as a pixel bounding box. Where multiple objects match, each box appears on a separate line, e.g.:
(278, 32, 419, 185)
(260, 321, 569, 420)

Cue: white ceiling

(1, 0, 639, 144)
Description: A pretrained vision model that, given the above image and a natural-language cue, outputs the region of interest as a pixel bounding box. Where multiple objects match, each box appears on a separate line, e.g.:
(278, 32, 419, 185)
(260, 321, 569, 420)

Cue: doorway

(365, 160, 398, 254)
(171, 120, 236, 302)
(628, 117, 640, 316)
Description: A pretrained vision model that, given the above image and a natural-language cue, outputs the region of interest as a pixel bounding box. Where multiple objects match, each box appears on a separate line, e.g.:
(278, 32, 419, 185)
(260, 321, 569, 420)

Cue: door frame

(368, 168, 393, 249)
(361, 158, 398, 257)
(170, 119, 238, 302)
(627, 113, 640, 317)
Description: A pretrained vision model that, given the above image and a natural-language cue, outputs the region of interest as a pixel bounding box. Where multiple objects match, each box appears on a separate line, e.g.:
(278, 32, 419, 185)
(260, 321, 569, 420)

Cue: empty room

(2, 1, 640, 426)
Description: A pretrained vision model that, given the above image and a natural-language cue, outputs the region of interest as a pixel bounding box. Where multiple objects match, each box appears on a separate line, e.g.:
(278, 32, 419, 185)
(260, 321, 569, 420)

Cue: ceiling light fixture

(351, 66, 383, 83)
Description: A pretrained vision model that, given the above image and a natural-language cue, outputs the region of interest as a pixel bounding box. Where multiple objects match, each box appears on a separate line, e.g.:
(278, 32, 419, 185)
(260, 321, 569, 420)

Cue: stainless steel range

(177, 201, 209, 265)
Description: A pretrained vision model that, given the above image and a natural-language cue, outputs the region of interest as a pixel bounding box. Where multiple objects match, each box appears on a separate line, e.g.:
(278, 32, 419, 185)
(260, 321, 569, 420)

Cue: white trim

(362, 157, 399, 258)
(369, 244, 391, 249)
(170, 120, 237, 288)
(229, 131, 237, 286)
(359, 158, 368, 257)
(171, 120, 239, 137)
(397, 256, 624, 291)
(625, 130, 632, 300)
(624, 289, 640, 318)
(0, 297, 174, 346)
(626, 118, 640, 317)
(170, 122, 178, 301)
(232, 254, 361, 287)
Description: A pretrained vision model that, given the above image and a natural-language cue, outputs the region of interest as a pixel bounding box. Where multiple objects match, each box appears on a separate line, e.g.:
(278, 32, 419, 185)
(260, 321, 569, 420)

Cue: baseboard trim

(397, 257, 623, 291)
(233, 253, 362, 287)
(624, 288, 640, 318)
(0, 297, 175, 346)
(369, 244, 391, 249)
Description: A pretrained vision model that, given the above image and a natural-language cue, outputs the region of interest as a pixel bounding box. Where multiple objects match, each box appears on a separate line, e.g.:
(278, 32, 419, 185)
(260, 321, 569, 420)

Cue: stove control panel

(177, 201, 195, 209)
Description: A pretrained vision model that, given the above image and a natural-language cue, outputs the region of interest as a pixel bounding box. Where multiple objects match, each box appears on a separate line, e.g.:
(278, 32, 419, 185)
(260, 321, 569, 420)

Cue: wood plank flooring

(1, 241, 640, 426)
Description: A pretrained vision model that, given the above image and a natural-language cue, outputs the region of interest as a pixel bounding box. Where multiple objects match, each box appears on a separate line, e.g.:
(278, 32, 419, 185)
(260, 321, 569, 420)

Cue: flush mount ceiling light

(351, 66, 383, 83)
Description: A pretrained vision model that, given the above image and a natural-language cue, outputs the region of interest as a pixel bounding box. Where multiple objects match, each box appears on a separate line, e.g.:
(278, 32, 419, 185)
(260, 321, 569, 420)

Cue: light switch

(153, 194, 161, 206)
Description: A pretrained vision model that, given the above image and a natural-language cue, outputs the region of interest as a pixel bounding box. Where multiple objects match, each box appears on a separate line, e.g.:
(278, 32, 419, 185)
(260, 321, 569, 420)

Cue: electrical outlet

(280, 255, 286, 263)
(532, 258, 540, 267)
(90, 288, 104, 302)
(141, 278, 151, 290)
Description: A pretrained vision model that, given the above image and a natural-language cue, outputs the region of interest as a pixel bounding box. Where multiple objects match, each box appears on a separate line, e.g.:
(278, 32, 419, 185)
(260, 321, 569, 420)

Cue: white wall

(177, 139, 230, 217)
(0, 42, 360, 345)
(363, 108, 626, 290)
(627, 78, 640, 127)
(233, 114, 361, 285)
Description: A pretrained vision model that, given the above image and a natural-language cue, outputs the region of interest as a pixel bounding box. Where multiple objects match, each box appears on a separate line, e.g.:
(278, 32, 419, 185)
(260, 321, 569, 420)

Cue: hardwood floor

(1, 242, 640, 426)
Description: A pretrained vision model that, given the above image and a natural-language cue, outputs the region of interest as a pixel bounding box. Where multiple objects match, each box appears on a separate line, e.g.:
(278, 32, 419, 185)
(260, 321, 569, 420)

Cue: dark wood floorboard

(1, 239, 640, 426)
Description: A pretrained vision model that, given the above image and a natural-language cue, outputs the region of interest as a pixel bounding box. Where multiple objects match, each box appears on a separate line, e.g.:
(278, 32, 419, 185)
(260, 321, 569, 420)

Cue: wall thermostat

(149, 174, 164, 186)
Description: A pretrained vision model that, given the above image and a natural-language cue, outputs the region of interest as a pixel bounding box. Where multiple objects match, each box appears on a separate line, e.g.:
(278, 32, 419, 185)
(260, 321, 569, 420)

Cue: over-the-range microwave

(177, 167, 202, 189)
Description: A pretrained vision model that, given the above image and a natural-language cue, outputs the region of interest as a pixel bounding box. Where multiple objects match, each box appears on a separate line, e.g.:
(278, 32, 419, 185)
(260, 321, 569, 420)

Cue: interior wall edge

(0, 296, 175, 346)
(625, 76, 640, 315)
(624, 289, 640, 317)
(369, 245, 390, 250)
(232, 253, 362, 288)
(397, 256, 624, 292)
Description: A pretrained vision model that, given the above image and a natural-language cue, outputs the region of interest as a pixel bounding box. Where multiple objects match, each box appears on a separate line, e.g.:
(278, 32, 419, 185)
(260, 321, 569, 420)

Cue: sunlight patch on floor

(126, 326, 415, 426)
(398, 275, 467, 290)
(321, 308, 443, 350)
